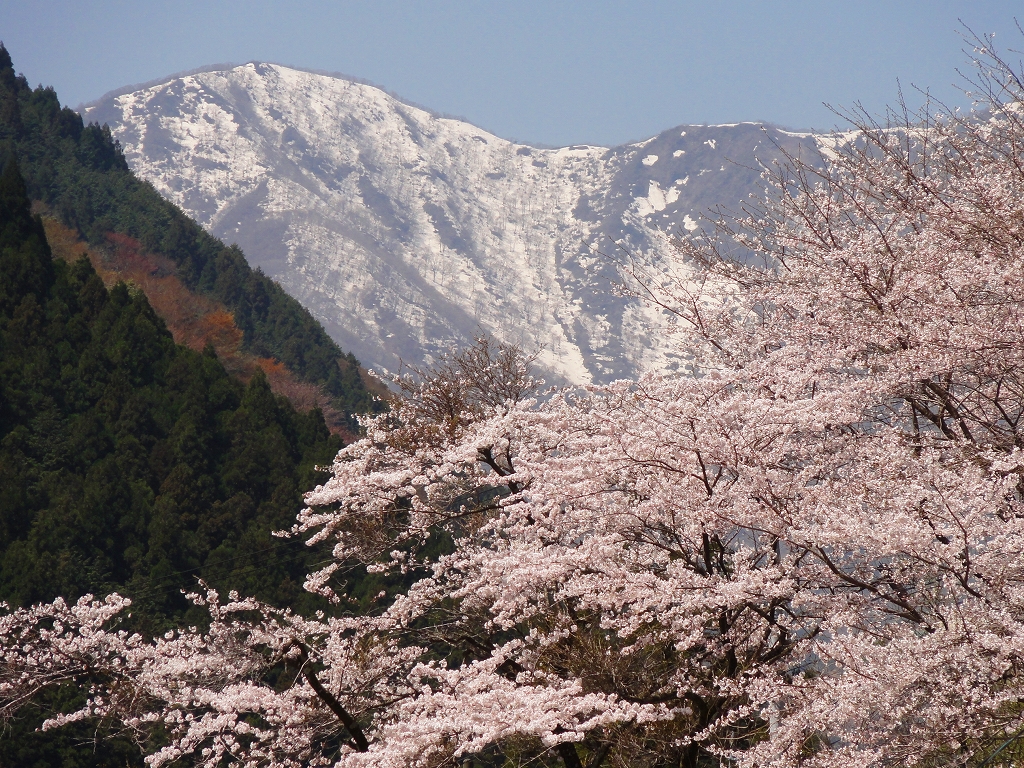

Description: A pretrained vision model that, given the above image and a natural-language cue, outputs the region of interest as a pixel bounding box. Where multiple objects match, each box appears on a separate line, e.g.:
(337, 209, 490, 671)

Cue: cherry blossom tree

(6, 34, 1024, 768)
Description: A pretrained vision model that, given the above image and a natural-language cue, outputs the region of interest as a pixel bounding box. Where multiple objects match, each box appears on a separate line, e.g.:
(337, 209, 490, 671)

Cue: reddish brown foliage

(42, 217, 354, 437)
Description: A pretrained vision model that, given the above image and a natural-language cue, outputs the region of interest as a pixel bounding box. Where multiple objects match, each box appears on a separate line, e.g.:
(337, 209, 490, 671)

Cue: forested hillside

(0, 47, 383, 766)
(0, 150, 348, 766)
(0, 45, 379, 429)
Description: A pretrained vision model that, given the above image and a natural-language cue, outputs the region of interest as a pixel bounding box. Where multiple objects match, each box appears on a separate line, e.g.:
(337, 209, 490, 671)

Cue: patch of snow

(673, 149, 685, 157)
(682, 215, 699, 232)
(815, 129, 861, 160)
(704, 139, 717, 149)
(642, 154, 659, 166)
(634, 180, 678, 216)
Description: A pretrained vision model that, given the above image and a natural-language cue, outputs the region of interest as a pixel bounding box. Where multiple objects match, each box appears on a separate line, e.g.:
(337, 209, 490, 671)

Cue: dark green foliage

(0, 48, 380, 767)
(0, 45, 379, 427)
(0, 158, 344, 764)
(0, 158, 342, 613)
(0, 685, 146, 768)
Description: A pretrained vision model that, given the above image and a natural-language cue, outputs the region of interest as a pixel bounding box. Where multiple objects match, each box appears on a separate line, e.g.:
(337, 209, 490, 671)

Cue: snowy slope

(84, 63, 817, 383)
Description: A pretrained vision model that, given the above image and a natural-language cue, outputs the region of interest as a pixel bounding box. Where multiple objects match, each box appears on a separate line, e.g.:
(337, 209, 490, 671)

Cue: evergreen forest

(0, 47, 380, 766)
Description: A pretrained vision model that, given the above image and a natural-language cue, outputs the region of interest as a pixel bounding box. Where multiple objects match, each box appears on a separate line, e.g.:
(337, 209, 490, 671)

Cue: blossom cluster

(5, 39, 1024, 768)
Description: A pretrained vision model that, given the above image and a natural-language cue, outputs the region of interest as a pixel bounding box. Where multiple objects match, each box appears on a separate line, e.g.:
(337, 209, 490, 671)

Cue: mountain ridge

(85, 62, 822, 383)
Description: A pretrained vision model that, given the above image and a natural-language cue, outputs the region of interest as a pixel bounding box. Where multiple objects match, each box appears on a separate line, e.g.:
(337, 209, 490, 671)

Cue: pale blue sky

(1, 1, 1021, 146)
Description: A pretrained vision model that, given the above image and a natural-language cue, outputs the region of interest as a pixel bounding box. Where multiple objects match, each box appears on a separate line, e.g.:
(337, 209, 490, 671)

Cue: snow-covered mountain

(84, 63, 817, 383)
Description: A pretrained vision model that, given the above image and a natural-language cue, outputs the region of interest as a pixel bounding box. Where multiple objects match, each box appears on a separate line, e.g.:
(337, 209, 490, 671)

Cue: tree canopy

(6, 32, 1024, 768)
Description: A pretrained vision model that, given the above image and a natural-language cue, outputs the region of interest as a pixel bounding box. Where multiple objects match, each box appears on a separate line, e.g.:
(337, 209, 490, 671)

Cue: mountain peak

(85, 65, 818, 383)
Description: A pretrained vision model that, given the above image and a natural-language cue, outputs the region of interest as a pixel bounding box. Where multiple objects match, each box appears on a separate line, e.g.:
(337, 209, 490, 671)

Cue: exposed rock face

(85, 63, 817, 383)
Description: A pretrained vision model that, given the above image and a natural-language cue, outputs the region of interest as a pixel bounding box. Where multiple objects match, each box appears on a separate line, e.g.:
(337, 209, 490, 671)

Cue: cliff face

(85, 62, 817, 383)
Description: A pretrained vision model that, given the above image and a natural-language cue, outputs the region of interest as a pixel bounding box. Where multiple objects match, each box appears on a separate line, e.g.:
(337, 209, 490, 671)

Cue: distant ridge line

(78, 60, 818, 146)
(75, 62, 241, 112)
(77, 60, 563, 148)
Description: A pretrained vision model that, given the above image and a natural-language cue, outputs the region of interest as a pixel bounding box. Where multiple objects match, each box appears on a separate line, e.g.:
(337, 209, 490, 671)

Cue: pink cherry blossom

(5, 36, 1024, 768)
